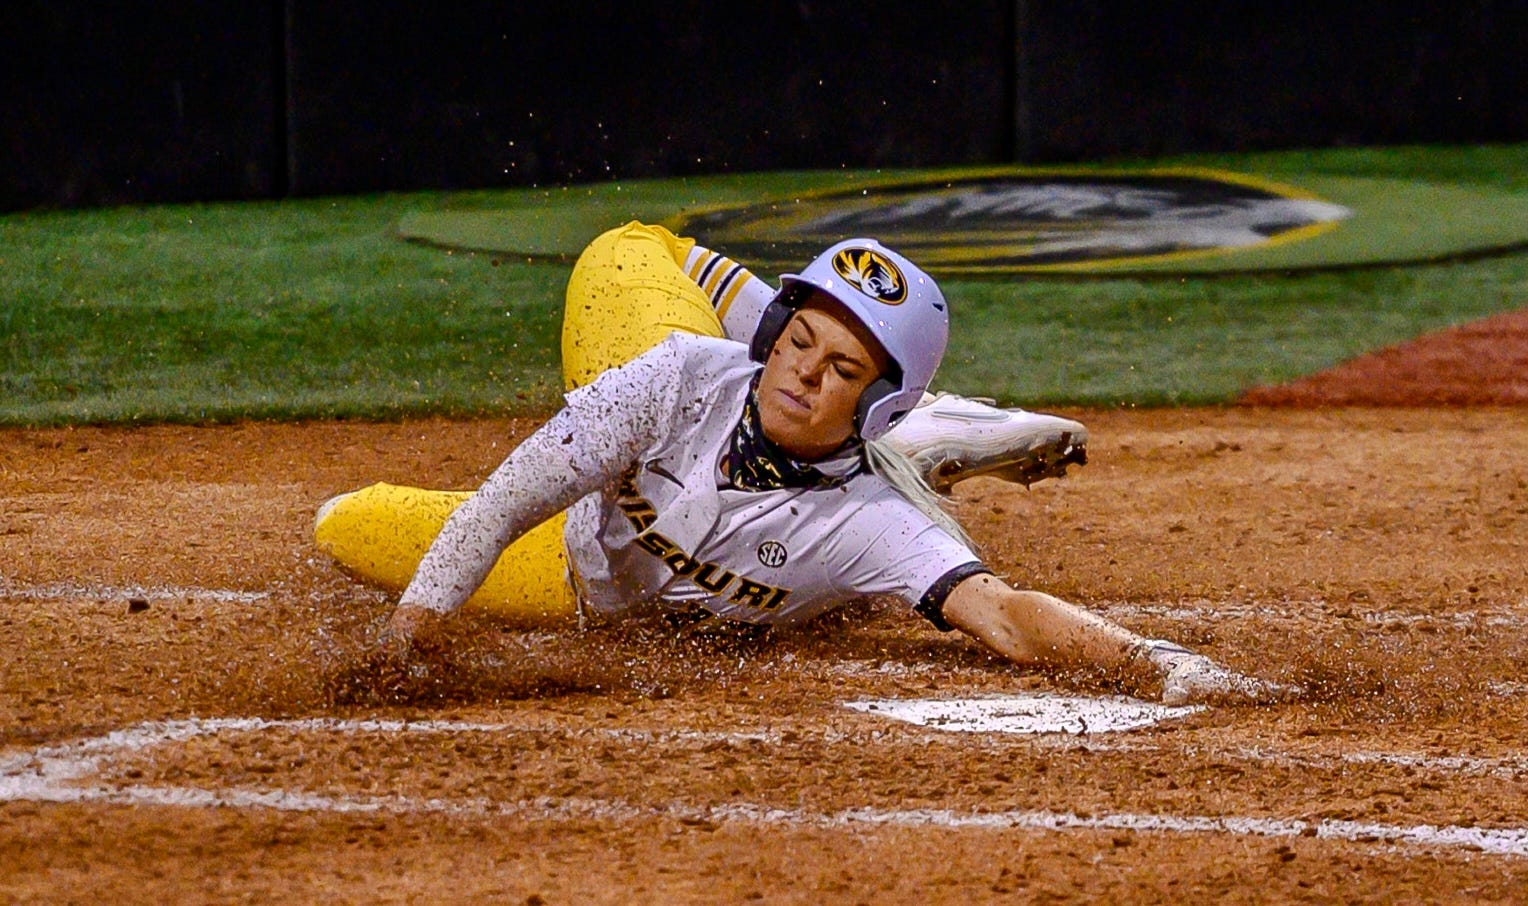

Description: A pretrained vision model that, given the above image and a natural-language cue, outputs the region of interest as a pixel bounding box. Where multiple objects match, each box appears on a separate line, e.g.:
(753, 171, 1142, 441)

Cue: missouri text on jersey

(614, 467, 791, 612)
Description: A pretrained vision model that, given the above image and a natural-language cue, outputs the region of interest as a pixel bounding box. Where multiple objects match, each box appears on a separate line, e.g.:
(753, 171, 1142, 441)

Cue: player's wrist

(1132, 638, 1198, 673)
(382, 603, 440, 647)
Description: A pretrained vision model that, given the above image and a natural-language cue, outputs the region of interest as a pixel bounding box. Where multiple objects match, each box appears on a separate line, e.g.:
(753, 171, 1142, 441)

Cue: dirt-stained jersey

(564, 334, 981, 626)
(401, 333, 981, 628)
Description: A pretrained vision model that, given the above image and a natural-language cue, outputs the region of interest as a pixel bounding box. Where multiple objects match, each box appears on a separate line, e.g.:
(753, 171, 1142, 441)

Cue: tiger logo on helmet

(754, 238, 946, 441)
(832, 248, 906, 304)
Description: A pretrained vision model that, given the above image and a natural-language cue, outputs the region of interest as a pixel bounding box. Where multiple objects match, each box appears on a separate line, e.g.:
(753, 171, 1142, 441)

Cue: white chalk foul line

(5, 718, 1528, 858)
(0, 582, 269, 604)
(1098, 599, 1528, 630)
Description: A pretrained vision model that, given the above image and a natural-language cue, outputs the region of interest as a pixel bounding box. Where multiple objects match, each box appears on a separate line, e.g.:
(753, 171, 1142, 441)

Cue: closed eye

(789, 319, 816, 349)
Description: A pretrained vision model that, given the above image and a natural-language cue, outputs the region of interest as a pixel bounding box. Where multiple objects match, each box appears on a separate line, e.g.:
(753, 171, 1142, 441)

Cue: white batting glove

(1139, 640, 1304, 706)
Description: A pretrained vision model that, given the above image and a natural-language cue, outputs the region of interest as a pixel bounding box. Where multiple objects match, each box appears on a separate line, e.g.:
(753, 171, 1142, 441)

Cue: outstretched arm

(380, 404, 630, 647)
(940, 573, 1299, 705)
(941, 574, 1139, 670)
(383, 338, 697, 645)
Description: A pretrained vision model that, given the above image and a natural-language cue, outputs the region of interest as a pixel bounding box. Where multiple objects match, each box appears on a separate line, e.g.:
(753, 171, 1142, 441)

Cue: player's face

(757, 297, 889, 460)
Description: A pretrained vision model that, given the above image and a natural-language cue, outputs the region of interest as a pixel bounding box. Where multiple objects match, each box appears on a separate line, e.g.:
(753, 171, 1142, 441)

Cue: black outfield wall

(282, 1, 1013, 196)
(0, 1, 282, 210)
(2, 1, 1523, 211)
(1017, 1, 1528, 161)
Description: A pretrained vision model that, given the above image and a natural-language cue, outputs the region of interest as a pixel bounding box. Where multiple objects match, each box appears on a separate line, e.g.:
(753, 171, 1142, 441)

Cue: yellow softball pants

(313, 222, 724, 623)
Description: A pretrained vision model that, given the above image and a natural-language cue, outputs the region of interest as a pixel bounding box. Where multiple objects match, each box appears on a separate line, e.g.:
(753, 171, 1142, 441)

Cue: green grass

(1157, 144, 1528, 191)
(2, 144, 1526, 423)
(0, 196, 567, 423)
(944, 259, 1528, 406)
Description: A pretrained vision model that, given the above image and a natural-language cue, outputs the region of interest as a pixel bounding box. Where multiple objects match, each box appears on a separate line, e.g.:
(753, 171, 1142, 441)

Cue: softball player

(315, 222, 1293, 705)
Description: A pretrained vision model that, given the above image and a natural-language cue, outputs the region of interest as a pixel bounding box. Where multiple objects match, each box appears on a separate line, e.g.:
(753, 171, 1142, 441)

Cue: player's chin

(760, 402, 806, 441)
(764, 413, 857, 461)
(759, 404, 826, 452)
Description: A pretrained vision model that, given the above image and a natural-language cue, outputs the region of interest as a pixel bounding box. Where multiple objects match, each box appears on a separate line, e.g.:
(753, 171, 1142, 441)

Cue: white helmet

(749, 239, 948, 441)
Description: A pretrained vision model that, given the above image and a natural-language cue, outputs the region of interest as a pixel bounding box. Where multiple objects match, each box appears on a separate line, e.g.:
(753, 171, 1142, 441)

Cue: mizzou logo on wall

(668, 168, 1351, 275)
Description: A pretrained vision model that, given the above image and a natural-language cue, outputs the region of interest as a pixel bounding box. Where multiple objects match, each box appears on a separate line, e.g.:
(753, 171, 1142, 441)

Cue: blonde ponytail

(863, 439, 976, 553)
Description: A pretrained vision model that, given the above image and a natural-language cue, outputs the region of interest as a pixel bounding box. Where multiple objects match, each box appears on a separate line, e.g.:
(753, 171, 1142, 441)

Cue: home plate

(844, 693, 1204, 735)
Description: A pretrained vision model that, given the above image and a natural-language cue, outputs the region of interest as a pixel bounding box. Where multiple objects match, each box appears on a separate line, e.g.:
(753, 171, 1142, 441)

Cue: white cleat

(882, 392, 1088, 491)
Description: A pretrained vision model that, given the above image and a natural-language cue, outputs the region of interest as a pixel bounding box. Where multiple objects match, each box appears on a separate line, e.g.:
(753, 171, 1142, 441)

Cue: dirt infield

(2, 317, 1527, 902)
(1240, 308, 1528, 406)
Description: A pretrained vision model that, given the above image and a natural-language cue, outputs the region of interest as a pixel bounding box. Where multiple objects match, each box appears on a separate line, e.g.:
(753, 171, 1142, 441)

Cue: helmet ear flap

(855, 376, 901, 437)
(749, 283, 810, 363)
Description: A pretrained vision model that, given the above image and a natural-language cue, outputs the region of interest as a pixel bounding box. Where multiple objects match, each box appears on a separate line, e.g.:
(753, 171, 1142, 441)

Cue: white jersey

(566, 334, 980, 626)
(401, 333, 982, 628)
